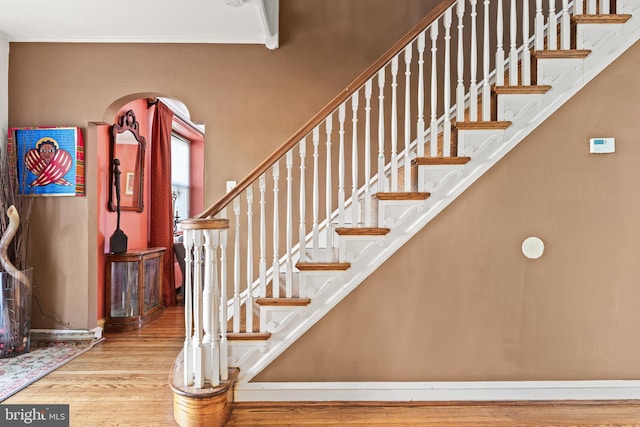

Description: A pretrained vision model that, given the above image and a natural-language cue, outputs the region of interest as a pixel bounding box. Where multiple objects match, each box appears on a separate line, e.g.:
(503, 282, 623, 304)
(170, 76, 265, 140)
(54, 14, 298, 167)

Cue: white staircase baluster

(456, 0, 466, 122)
(312, 127, 320, 258)
(245, 188, 254, 332)
(203, 229, 219, 385)
(522, 0, 531, 85)
(417, 32, 426, 158)
(271, 162, 280, 298)
(210, 230, 221, 384)
(364, 80, 373, 226)
(201, 230, 214, 380)
(183, 230, 193, 386)
(233, 198, 241, 332)
(470, 1, 478, 121)
(404, 44, 413, 189)
(575, 0, 584, 15)
(535, 0, 544, 51)
(430, 19, 440, 155)
(561, 0, 570, 49)
(377, 69, 387, 192)
(601, 0, 609, 15)
(193, 231, 204, 388)
(298, 140, 307, 263)
(482, 1, 491, 121)
(548, 0, 558, 50)
(351, 92, 359, 226)
(325, 115, 333, 248)
(391, 57, 399, 189)
(496, 0, 506, 86)
(338, 105, 346, 226)
(443, 8, 452, 155)
(298, 138, 307, 298)
(258, 176, 266, 297)
(509, 0, 519, 86)
(285, 152, 293, 298)
(219, 214, 228, 380)
(587, 0, 596, 14)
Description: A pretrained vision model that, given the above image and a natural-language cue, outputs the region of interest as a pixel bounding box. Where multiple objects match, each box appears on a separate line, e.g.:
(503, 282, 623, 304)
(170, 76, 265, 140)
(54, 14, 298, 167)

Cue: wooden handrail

(197, 0, 458, 219)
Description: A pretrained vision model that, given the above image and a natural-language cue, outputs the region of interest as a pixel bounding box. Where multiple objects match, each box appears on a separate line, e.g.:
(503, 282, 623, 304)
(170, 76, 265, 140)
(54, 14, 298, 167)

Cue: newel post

(170, 217, 239, 427)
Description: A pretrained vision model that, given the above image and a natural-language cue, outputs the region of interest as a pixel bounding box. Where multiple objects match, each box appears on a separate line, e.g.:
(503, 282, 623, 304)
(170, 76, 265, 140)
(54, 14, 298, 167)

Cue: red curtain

(149, 101, 176, 307)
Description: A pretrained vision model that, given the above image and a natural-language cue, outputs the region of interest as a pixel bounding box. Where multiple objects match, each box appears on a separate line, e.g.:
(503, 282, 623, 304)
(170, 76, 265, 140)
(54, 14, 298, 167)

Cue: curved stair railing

(177, 0, 631, 390)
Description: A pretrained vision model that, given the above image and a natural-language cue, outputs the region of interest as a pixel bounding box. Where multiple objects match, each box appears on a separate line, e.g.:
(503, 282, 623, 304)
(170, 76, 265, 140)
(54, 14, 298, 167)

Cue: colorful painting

(8, 127, 85, 197)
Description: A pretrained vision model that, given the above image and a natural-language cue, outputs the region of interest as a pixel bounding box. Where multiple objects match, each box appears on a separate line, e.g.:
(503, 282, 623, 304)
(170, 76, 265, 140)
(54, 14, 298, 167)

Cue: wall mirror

(109, 110, 145, 212)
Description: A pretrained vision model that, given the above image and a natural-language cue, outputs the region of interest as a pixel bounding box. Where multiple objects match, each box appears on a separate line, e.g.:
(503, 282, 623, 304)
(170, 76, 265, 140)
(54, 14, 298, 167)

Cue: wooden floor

(6, 304, 640, 426)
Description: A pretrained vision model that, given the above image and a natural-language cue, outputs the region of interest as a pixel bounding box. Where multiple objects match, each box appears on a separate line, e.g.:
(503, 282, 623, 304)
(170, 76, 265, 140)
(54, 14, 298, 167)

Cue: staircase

(173, 0, 640, 412)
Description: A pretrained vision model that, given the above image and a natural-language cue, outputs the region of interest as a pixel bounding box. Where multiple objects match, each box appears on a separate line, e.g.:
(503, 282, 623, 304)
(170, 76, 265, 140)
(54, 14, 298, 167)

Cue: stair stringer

(230, 10, 640, 387)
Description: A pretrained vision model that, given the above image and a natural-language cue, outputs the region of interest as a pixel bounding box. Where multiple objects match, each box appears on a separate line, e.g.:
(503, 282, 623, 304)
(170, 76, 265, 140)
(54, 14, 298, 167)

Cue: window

(171, 133, 190, 226)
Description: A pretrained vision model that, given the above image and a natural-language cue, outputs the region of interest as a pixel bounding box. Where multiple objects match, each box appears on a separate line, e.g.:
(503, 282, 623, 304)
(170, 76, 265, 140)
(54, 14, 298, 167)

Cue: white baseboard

(30, 328, 97, 343)
(235, 381, 640, 402)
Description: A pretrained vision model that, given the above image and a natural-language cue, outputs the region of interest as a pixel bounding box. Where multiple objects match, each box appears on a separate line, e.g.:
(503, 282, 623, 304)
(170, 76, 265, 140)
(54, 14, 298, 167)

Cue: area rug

(0, 339, 95, 402)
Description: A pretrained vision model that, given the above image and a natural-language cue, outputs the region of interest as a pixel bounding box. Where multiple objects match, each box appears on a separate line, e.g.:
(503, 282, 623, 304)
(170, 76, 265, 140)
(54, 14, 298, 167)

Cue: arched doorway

(97, 95, 204, 325)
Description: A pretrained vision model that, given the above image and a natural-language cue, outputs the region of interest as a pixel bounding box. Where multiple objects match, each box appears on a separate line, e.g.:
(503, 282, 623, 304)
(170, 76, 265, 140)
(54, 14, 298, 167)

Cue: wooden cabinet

(105, 248, 165, 332)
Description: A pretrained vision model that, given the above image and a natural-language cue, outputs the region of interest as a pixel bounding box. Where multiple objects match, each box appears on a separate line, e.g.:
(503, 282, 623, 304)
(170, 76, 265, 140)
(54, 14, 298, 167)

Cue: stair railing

(179, 0, 614, 389)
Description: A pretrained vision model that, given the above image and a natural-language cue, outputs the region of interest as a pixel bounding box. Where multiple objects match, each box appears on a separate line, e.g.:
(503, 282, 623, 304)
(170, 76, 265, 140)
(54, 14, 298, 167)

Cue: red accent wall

(97, 98, 151, 320)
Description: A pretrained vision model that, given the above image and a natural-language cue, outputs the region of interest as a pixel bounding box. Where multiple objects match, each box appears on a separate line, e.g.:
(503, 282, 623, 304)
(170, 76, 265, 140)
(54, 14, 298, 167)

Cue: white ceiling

(0, 0, 279, 48)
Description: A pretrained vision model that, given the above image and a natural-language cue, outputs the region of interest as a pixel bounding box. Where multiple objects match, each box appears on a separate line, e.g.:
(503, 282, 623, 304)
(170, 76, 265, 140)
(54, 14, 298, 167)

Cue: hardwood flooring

(4, 305, 184, 426)
(5, 304, 640, 426)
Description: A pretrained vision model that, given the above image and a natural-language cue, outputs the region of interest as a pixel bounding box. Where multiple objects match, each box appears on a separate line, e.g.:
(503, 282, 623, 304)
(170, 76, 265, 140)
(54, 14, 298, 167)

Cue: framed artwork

(8, 127, 85, 197)
(125, 172, 135, 196)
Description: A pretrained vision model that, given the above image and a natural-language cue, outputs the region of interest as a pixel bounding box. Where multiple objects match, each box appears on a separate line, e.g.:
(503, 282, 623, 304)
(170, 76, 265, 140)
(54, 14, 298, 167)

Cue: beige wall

(7, 0, 435, 329)
(255, 40, 640, 382)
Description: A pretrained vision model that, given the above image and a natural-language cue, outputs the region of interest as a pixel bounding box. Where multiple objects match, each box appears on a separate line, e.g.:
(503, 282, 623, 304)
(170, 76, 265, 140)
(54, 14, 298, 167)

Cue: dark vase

(0, 268, 33, 358)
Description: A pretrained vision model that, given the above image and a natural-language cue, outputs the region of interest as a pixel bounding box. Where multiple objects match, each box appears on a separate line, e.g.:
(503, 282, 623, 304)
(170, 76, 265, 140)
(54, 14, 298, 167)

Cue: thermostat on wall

(590, 137, 615, 153)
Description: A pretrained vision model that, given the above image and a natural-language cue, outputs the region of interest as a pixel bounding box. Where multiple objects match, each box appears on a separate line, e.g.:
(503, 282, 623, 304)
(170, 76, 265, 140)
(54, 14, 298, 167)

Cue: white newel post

(180, 217, 230, 388)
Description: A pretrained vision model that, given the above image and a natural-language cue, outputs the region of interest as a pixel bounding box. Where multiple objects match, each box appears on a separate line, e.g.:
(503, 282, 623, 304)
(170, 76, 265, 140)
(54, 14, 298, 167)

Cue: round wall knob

(522, 236, 544, 259)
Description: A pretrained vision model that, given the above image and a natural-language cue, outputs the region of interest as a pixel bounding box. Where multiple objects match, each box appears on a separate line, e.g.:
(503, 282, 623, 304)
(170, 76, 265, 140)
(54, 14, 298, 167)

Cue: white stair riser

(416, 164, 465, 194)
(495, 92, 546, 123)
(535, 57, 585, 87)
(377, 199, 426, 229)
(457, 129, 507, 158)
(576, 23, 623, 50)
(260, 305, 306, 334)
(337, 235, 387, 263)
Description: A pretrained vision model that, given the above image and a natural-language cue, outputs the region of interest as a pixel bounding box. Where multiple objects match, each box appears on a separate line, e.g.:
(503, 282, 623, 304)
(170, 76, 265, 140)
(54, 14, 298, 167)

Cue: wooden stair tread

(492, 85, 552, 95)
(256, 297, 311, 306)
(412, 156, 471, 166)
(227, 332, 271, 341)
(375, 192, 430, 201)
(531, 49, 591, 59)
(572, 14, 631, 24)
(335, 227, 390, 236)
(296, 262, 350, 271)
(453, 121, 512, 130)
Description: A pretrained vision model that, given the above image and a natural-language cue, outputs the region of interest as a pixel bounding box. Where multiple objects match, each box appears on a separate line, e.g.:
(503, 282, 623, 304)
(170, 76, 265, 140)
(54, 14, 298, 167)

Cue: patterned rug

(0, 340, 95, 401)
